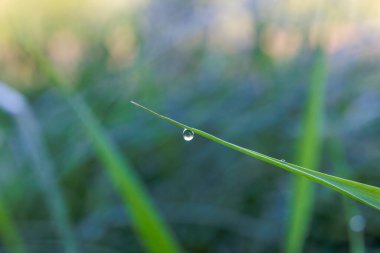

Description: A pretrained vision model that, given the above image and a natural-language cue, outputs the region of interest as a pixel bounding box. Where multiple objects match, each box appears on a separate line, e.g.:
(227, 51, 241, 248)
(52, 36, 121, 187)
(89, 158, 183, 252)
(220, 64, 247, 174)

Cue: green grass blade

(67, 96, 182, 253)
(0, 195, 27, 253)
(285, 47, 327, 253)
(131, 101, 380, 210)
(330, 139, 365, 253)
(24, 46, 183, 253)
(0, 82, 78, 253)
(343, 204, 366, 253)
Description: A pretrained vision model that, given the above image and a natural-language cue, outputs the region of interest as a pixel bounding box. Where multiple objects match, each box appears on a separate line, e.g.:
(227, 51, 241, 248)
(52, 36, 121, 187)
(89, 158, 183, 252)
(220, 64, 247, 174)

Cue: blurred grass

(25, 47, 182, 253)
(10, 86, 78, 253)
(0, 196, 27, 253)
(1, 1, 380, 251)
(285, 46, 327, 253)
(0, 82, 76, 253)
(66, 96, 182, 253)
(330, 139, 365, 253)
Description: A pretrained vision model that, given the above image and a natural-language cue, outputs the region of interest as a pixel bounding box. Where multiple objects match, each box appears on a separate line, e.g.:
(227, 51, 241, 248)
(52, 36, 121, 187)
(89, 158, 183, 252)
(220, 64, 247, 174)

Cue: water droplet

(280, 159, 286, 163)
(183, 129, 194, 141)
(349, 215, 366, 232)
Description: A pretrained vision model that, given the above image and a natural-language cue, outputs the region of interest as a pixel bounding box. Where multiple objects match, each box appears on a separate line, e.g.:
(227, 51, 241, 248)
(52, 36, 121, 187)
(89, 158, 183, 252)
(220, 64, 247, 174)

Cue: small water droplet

(349, 215, 366, 232)
(280, 159, 286, 163)
(183, 129, 194, 141)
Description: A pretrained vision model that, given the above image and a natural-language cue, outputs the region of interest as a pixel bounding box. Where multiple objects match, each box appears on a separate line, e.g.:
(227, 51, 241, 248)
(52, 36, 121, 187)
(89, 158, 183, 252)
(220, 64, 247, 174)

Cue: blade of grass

(285, 46, 327, 253)
(0, 85, 28, 253)
(24, 47, 183, 253)
(131, 101, 380, 210)
(330, 139, 365, 253)
(0, 195, 27, 253)
(67, 96, 182, 253)
(0, 82, 78, 253)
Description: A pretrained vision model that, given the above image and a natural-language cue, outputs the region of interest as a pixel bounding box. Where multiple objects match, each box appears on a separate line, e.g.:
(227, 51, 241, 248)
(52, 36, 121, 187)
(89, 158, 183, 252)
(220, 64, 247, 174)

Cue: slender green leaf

(330, 139, 365, 253)
(67, 96, 182, 253)
(285, 47, 327, 253)
(0, 82, 77, 253)
(131, 101, 380, 210)
(0, 196, 27, 253)
(24, 46, 182, 253)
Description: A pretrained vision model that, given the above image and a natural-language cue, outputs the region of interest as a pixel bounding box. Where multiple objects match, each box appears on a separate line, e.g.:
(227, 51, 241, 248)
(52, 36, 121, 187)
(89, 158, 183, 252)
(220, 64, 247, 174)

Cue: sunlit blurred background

(1, 0, 380, 252)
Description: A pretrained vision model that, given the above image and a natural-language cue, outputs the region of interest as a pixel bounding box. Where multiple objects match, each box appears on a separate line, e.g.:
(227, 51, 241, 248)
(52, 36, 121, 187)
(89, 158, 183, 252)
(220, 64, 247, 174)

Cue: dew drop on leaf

(183, 129, 194, 141)
(281, 159, 286, 163)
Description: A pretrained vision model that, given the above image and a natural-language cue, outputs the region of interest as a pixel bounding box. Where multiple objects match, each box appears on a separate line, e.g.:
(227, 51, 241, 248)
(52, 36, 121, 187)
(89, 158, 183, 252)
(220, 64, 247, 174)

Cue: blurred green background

(1, 0, 380, 252)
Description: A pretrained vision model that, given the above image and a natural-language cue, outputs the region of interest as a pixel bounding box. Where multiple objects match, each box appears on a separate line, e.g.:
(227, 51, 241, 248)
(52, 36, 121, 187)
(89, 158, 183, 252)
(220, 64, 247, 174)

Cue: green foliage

(28, 49, 182, 253)
(2, 5, 380, 251)
(330, 139, 365, 253)
(11, 87, 78, 253)
(132, 101, 380, 211)
(0, 83, 74, 253)
(0, 196, 27, 253)
(66, 96, 182, 253)
(285, 47, 327, 253)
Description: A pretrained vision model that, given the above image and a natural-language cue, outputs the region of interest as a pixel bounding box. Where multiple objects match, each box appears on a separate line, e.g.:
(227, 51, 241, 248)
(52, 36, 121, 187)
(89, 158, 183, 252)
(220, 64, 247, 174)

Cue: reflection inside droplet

(182, 129, 194, 141)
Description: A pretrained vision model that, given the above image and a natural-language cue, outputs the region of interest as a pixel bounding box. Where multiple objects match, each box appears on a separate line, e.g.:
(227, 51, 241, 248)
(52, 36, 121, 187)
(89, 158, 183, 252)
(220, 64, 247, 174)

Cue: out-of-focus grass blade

(0, 195, 27, 253)
(330, 139, 365, 253)
(0, 84, 28, 253)
(27, 49, 183, 253)
(285, 47, 327, 253)
(0, 82, 78, 253)
(131, 101, 380, 210)
(67, 96, 182, 253)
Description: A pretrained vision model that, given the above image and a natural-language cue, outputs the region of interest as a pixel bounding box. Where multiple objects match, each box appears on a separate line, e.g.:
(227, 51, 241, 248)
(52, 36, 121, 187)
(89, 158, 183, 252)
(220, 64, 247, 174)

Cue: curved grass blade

(286, 46, 327, 253)
(0, 82, 78, 253)
(22, 44, 183, 253)
(68, 96, 182, 253)
(330, 139, 365, 253)
(131, 101, 380, 210)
